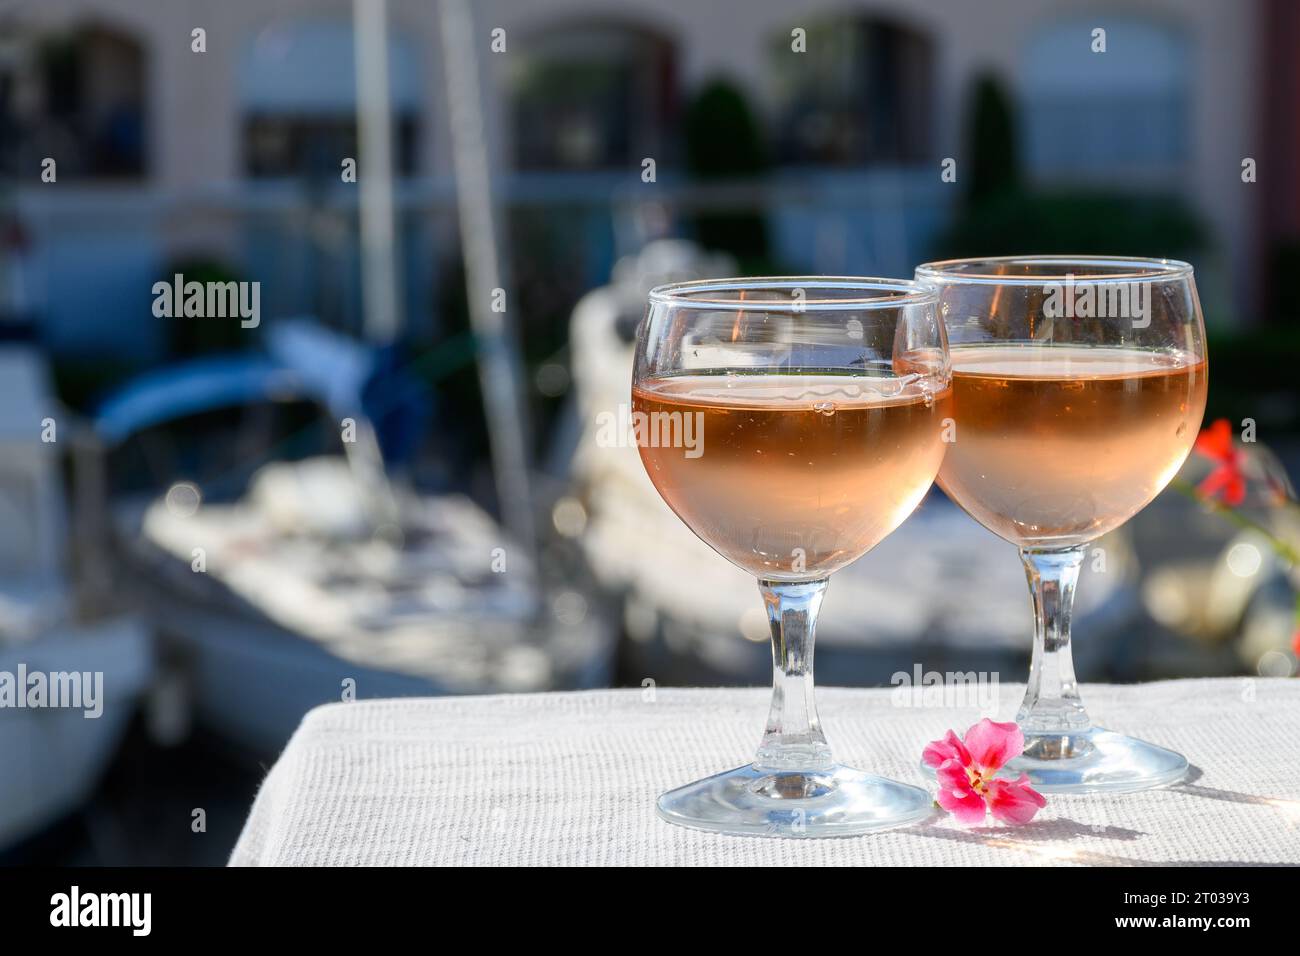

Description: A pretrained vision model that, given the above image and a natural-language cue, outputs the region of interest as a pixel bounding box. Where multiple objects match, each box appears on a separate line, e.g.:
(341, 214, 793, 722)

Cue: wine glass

(633, 277, 952, 836)
(914, 255, 1208, 793)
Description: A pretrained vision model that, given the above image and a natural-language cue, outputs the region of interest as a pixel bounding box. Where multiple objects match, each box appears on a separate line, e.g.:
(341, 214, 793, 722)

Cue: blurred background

(0, 0, 1297, 864)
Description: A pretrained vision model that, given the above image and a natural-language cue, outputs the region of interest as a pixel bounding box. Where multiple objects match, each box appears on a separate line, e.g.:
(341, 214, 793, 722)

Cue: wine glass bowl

(930, 343, 1206, 549)
(633, 278, 952, 836)
(915, 255, 1208, 793)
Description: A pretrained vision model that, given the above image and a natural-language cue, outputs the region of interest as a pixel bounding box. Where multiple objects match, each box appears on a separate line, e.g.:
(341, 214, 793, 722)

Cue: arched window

(771, 16, 934, 166)
(1021, 17, 1189, 178)
(508, 21, 676, 170)
(239, 19, 422, 178)
(0, 22, 147, 178)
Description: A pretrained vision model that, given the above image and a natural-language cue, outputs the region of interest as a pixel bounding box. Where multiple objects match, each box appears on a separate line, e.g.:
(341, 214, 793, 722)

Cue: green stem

(1170, 478, 1300, 568)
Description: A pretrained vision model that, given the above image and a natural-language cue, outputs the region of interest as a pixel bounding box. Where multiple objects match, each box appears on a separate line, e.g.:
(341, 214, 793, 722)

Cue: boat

(95, 321, 615, 756)
(0, 346, 151, 849)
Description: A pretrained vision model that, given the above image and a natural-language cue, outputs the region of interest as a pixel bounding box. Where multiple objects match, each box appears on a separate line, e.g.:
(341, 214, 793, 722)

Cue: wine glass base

(1005, 727, 1188, 794)
(656, 763, 935, 838)
(919, 727, 1188, 794)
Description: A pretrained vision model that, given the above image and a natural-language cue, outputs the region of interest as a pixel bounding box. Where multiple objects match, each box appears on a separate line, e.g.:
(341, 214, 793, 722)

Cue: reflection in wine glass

(632, 278, 952, 836)
(915, 256, 1208, 793)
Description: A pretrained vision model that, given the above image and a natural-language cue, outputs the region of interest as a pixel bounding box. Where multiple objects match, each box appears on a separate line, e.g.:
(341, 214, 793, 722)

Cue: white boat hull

(0, 618, 151, 849)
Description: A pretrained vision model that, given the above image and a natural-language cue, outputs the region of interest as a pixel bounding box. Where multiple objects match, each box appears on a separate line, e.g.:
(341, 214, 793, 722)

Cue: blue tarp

(94, 356, 316, 446)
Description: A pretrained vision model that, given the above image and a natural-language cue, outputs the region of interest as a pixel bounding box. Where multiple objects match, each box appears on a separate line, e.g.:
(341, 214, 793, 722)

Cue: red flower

(1194, 419, 1247, 507)
(1291, 627, 1300, 660)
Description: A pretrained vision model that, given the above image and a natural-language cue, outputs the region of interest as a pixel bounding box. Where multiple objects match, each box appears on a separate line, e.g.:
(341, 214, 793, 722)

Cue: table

(231, 679, 1300, 866)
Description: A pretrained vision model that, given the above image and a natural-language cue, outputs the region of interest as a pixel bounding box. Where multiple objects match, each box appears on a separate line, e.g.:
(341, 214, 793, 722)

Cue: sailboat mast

(353, 0, 403, 344)
(438, 0, 537, 558)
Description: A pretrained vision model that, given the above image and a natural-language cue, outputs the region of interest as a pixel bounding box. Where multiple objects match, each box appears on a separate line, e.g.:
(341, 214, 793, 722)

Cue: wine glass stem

(1016, 546, 1092, 734)
(755, 578, 834, 772)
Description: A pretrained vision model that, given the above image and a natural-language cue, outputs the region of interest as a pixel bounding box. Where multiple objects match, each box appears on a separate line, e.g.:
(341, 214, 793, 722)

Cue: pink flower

(924, 718, 1046, 826)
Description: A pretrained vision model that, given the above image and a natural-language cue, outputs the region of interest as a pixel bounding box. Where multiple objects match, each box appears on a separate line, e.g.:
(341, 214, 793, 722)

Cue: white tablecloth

(231, 679, 1300, 866)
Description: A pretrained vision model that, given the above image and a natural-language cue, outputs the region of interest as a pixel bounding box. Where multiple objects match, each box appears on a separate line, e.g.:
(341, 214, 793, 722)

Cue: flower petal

(1196, 466, 1229, 500)
(1223, 471, 1247, 507)
(937, 781, 987, 825)
(922, 729, 970, 769)
(1198, 462, 1249, 507)
(1194, 419, 1233, 463)
(962, 718, 1024, 773)
(987, 775, 1047, 826)
(935, 758, 971, 793)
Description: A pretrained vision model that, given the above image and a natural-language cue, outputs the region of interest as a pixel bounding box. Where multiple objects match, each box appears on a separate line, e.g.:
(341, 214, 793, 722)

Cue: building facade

(0, 0, 1281, 358)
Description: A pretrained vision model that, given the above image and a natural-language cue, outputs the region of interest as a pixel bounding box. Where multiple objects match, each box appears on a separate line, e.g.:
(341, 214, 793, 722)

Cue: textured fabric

(231, 679, 1300, 866)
